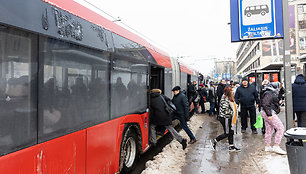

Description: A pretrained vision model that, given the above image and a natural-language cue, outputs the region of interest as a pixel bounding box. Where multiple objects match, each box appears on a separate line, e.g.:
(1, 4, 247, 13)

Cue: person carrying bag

(160, 94, 176, 114)
(150, 89, 187, 150)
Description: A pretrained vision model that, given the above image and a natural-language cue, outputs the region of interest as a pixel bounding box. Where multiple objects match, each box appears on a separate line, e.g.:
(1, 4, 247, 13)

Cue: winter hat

(172, 86, 181, 91)
(264, 82, 280, 94)
(199, 84, 204, 87)
(271, 82, 280, 90)
(241, 77, 248, 82)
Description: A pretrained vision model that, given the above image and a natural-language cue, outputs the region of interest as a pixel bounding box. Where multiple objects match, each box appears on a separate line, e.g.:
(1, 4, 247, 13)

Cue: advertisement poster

(264, 74, 270, 80)
(271, 73, 279, 82)
(249, 76, 255, 83)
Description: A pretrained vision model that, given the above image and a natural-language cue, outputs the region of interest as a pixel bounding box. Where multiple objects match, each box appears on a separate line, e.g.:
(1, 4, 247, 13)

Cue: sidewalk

(182, 110, 289, 174)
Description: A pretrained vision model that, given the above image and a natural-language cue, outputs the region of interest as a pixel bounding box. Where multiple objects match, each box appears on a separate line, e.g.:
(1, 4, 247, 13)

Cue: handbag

(160, 95, 176, 114)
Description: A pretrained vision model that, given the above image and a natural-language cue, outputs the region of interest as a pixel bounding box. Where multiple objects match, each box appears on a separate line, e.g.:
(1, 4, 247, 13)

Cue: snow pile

(141, 115, 204, 174)
(261, 154, 290, 174)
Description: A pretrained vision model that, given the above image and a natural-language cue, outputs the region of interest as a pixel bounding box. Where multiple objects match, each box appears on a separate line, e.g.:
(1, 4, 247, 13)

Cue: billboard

(262, 28, 296, 56)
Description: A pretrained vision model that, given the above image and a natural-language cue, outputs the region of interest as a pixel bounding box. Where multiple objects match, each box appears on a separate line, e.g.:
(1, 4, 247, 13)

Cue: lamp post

(282, 0, 294, 130)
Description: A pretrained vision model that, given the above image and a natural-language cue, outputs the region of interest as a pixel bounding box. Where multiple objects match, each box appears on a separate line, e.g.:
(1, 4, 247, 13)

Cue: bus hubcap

(124, 137, 136, 168)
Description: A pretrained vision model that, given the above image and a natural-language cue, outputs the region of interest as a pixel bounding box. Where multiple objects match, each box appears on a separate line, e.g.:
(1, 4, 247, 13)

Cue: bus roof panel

(42, 0, 172, 68)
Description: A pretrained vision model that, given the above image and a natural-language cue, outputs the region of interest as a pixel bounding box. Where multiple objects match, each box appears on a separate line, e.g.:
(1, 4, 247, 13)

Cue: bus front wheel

(119, 129, 139, 173)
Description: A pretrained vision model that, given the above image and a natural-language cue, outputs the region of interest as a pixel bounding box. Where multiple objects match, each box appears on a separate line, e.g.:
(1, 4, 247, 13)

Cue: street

(140, 108, 289, 174)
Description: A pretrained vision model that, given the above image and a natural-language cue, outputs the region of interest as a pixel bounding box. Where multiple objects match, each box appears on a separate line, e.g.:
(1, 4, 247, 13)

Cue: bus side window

(38, 36, 111, 142)
(0, 27, 38, 156)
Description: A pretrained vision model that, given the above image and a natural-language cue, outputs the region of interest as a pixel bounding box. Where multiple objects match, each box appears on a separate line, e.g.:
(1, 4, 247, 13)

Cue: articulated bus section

(0, 0, 197, 173)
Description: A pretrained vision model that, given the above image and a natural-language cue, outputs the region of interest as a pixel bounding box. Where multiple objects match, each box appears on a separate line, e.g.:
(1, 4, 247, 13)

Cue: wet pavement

(182, 109, 287, 174)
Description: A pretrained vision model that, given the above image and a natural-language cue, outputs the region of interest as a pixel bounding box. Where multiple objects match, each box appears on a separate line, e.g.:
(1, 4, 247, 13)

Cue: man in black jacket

(171, 86, 197, 144)
(198, 84, 207, 114)
(235, 77, 259, 134)
(187, 81, 198, 112)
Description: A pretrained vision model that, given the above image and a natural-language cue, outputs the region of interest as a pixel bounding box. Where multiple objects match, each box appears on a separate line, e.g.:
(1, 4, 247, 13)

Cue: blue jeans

(179, 117, 195, 140)
(172, 114, 195, 140)
(209, 102, 215, 115)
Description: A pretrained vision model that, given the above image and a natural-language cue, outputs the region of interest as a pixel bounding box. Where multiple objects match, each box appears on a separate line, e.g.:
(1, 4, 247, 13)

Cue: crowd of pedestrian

(149, 74, 306, 156)
(207, 77, 288, 155)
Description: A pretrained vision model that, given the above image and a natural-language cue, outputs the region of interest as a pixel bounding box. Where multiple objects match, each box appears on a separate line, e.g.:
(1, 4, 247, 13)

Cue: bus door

(149, 65, 165, 141)
(150, 65, 164, 92)
(187, 74, 191, 84)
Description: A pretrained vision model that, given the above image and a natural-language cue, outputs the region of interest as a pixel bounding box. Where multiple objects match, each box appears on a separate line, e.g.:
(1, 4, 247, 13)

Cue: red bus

(0, 0, 198, 173)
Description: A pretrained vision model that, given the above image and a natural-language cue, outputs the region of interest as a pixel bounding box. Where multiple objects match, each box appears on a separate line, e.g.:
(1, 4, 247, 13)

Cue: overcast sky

(78, 0, 240, 74)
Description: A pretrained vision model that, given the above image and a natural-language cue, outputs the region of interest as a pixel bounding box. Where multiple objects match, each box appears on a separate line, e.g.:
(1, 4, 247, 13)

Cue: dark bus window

(111, 34, 148, 118)
(39, 37, 110, 142)
(0, 26, 38, 156)
(111, 60, 148, 118)
(180, 72, 188, 93)
(112, 33, 157, 63)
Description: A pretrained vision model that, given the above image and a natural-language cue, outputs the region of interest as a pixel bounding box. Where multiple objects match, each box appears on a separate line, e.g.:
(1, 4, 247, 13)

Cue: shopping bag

(254, 112, 263, 128)
(204, 102, 210, 111)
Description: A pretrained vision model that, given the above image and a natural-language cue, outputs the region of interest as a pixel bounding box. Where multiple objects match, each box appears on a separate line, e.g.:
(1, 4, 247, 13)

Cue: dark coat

(217, 83, 226, 102)
(150, 92, 172, 126)
(198, 87, 207, 98)
(261, 90, 280, 116)
(172, 92, 189, 119)
(292, 74, 306, 112)
(207, 86, 216, 103)
(234, 84, 259, 108)
(278, 87, 285, 100)
(187, 84, 197, 102)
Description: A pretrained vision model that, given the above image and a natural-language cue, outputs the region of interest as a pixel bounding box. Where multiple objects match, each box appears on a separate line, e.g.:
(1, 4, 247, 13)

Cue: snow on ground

(261, 154, 290, 174)
(248, 150, 290, 174)
(141, 114, 204, 174)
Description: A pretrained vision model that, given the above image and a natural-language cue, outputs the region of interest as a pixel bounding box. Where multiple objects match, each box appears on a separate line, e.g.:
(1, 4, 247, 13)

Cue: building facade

(214, 58, 236, 82)
(236, 0, 306, 85)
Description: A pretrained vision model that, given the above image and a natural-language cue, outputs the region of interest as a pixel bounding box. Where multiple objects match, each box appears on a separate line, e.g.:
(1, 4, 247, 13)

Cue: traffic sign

(239, 0, 276, 40)
(230, 0, 284, 42)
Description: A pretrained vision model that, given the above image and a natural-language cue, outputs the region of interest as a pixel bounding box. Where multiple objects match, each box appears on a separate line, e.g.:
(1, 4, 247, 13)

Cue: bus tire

(119, 128, 139, 173)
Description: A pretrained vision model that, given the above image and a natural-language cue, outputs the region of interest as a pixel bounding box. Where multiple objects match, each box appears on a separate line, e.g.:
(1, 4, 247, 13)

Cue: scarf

(229, 100, 238, 132)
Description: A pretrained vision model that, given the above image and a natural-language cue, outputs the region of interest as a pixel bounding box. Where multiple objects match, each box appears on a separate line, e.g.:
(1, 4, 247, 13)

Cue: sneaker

(189, 139, 197, 144)
(252, 130, 258, 134)
(264, 146, 273, 152)
(181, 139, 187, 150)
(210, 139, 217, 150)
(241, 129, 246, 133)
(273, 146, 287, 155)
(229, 145, 241, 152)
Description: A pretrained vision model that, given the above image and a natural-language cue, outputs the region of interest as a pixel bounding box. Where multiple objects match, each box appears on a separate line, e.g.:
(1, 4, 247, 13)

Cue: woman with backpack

(261, 82, 286, 155)
(210, 86, 240, 152)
